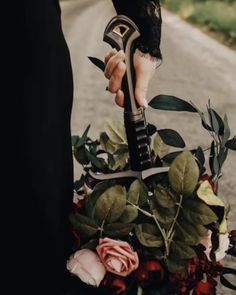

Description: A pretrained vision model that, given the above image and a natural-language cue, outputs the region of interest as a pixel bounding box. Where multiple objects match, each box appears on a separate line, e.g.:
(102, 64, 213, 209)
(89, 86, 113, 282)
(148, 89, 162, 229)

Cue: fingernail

(143, 99, 148, 109)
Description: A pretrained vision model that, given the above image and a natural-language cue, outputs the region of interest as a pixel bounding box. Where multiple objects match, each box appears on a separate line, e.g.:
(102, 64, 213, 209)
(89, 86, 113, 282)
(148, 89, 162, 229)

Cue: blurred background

(59, 0, 236, 291)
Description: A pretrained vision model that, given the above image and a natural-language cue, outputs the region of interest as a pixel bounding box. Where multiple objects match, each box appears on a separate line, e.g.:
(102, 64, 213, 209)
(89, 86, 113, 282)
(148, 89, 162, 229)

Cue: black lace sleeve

(111, 0, 162, 59)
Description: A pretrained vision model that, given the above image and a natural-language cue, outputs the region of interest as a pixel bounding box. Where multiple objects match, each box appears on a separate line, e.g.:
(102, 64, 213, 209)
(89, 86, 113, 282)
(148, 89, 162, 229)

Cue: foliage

(70, 93, 236, 294)
(162, 0, 236, 46)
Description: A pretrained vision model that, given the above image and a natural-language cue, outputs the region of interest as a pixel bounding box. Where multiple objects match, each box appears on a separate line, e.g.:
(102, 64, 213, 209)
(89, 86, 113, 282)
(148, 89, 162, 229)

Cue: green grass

(162, 0, 236, 47)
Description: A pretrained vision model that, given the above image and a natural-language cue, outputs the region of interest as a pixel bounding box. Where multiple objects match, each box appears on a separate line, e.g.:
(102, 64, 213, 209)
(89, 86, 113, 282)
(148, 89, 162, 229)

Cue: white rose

(67, 249, 106, 287)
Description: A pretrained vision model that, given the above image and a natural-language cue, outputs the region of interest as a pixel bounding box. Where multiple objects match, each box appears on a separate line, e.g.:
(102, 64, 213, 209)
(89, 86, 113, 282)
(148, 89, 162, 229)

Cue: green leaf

(154, 186, 176, 208)
(226, 138, 236, 151)
(162, 151, 183, 164)
(69, 213, 98, 237)
(150, 202, 176, 225)
(104, 120, 127, 145)
(74, 146, 89, 165)
(166, 258, 188, 273)
(71, 135, 80, 147)
(100, 132, 117, 154)
(85, 150, 104, 170)
(88, 57, 105, 72)
(175, 221, 206, 245)
(111, 151, 129, 171)
(119, 205, 138, 223)
(74, 125, 91, 148)
(135, 224, 163, 248)
(222, 114, 231, 145)
(149, 95, 197, 112)
(171, 241, 196, 259)
(74, 175, 85, 192)
(104, 223, 135, 238)
(168, 151, 199, 196)
(197, 180, 224, 207)
(208, 108, 224, 135)
(158, 129, 185, 148)
(153, 133, 170, 158)
(86, 180, 117, 218)
(183, 199, 218, 225)
(194, 146, 205, 167)
(94, 185, 127, 223)
(128, 179, 148, 206)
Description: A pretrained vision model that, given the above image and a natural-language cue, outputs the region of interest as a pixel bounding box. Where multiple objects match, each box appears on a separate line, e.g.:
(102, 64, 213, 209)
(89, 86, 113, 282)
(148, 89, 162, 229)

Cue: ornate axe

(88, 15, 169, 183)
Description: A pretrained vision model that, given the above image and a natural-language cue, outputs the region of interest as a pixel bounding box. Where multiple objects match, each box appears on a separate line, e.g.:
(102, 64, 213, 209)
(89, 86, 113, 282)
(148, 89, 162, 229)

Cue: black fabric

(1, 0, 162, 294)
(111, 0, 162, 59)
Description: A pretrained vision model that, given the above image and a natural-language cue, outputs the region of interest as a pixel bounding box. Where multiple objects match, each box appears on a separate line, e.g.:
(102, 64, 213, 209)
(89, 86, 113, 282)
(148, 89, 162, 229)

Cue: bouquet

(67, 54, 236, 294)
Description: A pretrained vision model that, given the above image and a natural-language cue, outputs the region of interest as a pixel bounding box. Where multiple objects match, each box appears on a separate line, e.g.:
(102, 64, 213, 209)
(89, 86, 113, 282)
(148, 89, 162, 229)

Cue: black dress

(2, 1, 162, 294)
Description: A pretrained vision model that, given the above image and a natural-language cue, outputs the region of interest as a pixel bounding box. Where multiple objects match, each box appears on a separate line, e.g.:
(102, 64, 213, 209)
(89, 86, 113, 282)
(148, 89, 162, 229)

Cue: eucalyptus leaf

(222, 114, 231, 145)
(226, 138, 236, 151)
(69, 213, 98, 237)
(147, 123, 157, 136)
(209, 108, 224, 135)
(100, 132, 116, 153)
(183, 199, 218, 225)
(104, 223, 135, 238)
(94, 185, 127, 223)
(74, 146, 89, 165)
(119, 205, 138, 223)
(74, 175, 85, 193)
(149, 95, 197, 112)
(209, 141, 216, 175)
(135, 224, 163, 248)
(168, 151, 199, 196)
(162, 151, 183, 164)
(194, 146, 205, 167)
(88, 56, 105, 72)
(158, 129, 185, 148)
(73, 125, 91, 148)
(85, 150, 104, 170)
(128, 179, 148, 206)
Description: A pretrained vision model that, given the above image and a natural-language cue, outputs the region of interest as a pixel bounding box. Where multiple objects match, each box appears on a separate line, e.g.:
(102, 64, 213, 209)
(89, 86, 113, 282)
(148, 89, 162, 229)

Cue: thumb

(135, 71, 149, 108)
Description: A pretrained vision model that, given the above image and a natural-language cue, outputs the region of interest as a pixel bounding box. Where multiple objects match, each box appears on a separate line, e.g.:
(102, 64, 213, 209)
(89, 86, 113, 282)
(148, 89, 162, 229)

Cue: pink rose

(96, 238, 139, 277)
(67, 249, 106, 287)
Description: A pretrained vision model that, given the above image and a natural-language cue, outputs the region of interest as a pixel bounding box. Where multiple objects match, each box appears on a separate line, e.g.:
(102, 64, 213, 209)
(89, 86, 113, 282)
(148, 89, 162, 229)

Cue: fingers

(104, 48, 117, 65)
(104, 50, 126, 79)
(135, 74, 149, 108)
(115, 90, 124, 107)
(108, 61, 126, 93)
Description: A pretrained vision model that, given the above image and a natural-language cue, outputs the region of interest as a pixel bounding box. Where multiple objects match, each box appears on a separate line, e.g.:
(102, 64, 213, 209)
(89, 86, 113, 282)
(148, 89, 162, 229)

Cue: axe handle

(104, 15, 153, 171)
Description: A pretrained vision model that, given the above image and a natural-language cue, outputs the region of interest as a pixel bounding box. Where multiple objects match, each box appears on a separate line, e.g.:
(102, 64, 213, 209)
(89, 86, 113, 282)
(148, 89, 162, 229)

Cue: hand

(104, 48, 157, 108)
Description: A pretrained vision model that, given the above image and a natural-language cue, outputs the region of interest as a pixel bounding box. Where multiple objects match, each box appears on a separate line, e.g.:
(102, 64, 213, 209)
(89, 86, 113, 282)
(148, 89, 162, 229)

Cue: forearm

(111, 0, 162, 59)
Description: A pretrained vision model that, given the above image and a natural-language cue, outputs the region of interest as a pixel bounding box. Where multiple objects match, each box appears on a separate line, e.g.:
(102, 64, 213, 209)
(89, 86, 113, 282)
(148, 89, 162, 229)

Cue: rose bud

(67, 249, 106, 287)
(97, 238, 139, 277)
(144, 260, 164, 280)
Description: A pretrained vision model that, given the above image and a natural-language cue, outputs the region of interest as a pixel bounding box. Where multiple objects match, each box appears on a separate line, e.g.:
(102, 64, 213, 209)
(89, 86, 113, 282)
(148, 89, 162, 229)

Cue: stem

(127, 200, 153, 218)
(127, 200, 169, 256)
(167, 195, 183, 240)
(99, 220, 105, 238)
